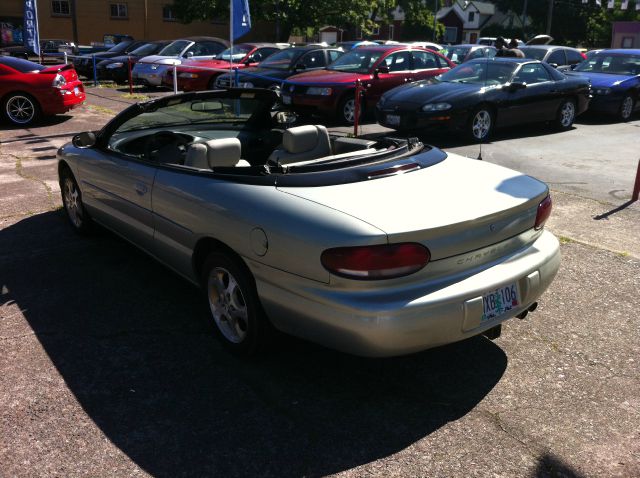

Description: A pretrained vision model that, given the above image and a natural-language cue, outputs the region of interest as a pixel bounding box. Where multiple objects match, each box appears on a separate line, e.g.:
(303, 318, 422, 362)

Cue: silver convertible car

(58, 89, 560, 357)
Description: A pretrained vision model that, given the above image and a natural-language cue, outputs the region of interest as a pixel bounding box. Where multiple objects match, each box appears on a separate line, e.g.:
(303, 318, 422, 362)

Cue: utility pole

(521, 0, 528, 39)
(433, 0, 438, 41)
(70, 0, 78, 45)
(546, 0, 553, 35)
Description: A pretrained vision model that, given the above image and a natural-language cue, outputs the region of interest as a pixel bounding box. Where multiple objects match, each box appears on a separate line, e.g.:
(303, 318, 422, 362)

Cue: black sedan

(96, 40, 171, 83)
(376, 58, 591, 141)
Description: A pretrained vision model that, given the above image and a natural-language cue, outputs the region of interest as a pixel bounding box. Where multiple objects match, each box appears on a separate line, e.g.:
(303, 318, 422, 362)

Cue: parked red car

(0, 57, 85, 126)
(281, 45, 455, 124)
(164, 43, 286, 91)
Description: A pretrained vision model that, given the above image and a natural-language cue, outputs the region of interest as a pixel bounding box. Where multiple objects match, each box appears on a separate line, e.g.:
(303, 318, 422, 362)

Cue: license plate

(386, 114, 400, 126)
(282, 94, 292, 105)
(74, 86, 80, 96)
(482, 283, 519, 322)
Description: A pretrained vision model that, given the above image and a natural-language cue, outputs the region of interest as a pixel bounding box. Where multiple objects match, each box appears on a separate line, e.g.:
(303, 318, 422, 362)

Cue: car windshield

(114, 96, 266, 134)
(107, 41, 133, 54)
(437, 61, 517, 85)
(216, 45, 253, 61)
(158, 40, 191, 57)
(0, 57, 46, 72)
(130, 42, 163, 56)
(574, 53, 640, 75)
(443, 47, 471, 64)
(259, 49, 303, 69)
(327, 49, 385, 73)
(520, 48, 547, 61)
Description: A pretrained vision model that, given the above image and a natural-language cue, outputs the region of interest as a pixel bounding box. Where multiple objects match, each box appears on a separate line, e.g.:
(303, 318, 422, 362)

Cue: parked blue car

(567, 49, 640, 121)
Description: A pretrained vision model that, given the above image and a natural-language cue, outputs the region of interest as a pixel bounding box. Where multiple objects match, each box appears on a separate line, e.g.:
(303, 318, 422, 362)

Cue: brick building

(1, 0, 271, 47)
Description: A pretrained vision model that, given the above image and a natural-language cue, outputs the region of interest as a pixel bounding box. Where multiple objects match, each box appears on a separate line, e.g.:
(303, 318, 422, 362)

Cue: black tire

(207, 76, 218, 90)
(337, 92, 362, 125)
(60, 167, 93, 234)
(554, 99, 576, 130)
(201, 251, 271, 355)
(619, 95, 634, 122)
(467, 106, 494, 142)
(2, 92, 41, 126)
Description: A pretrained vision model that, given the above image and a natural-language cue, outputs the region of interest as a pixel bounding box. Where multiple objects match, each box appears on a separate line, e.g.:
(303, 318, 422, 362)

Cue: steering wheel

(145, 131, 191, 164)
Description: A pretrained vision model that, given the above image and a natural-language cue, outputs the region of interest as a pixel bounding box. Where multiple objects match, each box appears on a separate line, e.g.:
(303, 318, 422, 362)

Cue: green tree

(172, 0, 445, 42)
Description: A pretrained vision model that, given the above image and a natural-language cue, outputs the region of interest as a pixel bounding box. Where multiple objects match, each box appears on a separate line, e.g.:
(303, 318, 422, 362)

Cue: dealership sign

(23, 0, 40, 56)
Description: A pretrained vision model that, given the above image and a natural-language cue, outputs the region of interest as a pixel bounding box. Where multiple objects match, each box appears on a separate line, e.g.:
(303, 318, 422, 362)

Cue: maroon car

(0, 57, 85, 126)
(164, 43, 285, 91)
(281, 45, 454, 124)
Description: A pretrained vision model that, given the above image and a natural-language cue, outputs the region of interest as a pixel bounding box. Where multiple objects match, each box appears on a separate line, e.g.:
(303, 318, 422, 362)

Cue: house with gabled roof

(437, 0, 496, 44)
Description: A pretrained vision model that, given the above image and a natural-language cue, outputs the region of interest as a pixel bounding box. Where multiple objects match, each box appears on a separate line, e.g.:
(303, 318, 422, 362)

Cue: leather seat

(268, 125, 332, 165)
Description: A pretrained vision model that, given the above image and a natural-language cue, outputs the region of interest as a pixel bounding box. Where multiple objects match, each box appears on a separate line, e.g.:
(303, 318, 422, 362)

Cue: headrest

(205, 138, 242, 167)
(184, 143, 208, 169)
(283, 125, 323, 154)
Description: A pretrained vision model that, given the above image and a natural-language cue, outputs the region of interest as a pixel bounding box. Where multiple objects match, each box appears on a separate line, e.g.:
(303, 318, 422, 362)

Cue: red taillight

(321, 243, 430, 280)
(535, 195, 552, 230)
(580, 52, 587, 60)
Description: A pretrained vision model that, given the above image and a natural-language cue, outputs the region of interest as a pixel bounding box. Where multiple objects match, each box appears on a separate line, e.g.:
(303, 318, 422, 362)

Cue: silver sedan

(58, 89, 560, 357)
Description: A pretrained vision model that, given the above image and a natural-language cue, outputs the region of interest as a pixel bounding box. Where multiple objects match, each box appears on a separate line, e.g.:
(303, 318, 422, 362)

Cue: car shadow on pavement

(0, 114, 74, 131)
(1, 211, 508, 478)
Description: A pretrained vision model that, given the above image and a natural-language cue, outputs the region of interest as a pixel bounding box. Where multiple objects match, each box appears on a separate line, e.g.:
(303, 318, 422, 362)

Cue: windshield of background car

(107, 41, 133, 54)
(327, 49, 385, 73)
(574, 53, 640, 75)
(443, 46, 471, 64)
(520, 47, 547, 61)
(437, 61, 517, 85)
(0, 57, 46, 72)
(110, 96, 268, 137)
(259, 49, 303, 69)
(130, 42, 162, 56)
(217, 44, 253, 61)
(158, 40, 191, 56)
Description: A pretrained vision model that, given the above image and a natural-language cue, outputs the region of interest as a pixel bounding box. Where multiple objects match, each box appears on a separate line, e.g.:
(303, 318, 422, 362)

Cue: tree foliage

(172, 0, 445, 42)
(493, 0, 640, 47)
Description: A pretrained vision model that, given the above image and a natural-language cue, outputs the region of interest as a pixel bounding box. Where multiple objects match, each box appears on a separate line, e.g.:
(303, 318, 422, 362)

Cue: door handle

(135, 182, 148, 195)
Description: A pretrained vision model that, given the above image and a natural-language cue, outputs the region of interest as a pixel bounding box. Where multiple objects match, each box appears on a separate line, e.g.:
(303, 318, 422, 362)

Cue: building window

(621, 36, 634, 48)
(388, 24, 394, 40)
(110, 3, 128, 19)
(444, 27, 457, 43)
(163, 5, 177, 21)
(51, 0, 70, 16)
(469, 11, 475, 22)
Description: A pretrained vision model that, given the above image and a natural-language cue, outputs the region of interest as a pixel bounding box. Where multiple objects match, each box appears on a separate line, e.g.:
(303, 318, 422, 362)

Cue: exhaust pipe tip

(528, 302, 538, 313)
(517, 310, 528, 320)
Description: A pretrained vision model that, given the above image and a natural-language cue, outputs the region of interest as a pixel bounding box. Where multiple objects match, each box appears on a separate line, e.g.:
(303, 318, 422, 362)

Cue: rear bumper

(40, 82, 86, 116)
(252, 229, 561, 357)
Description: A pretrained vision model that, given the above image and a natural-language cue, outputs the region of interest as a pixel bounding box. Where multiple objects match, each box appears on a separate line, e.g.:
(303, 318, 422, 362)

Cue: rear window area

(0, 57, 46, 73)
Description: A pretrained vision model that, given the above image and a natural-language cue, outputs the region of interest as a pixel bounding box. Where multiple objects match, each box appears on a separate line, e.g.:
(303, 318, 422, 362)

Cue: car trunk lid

(277, 153, 548, 262)
(38, 63, 78, 81)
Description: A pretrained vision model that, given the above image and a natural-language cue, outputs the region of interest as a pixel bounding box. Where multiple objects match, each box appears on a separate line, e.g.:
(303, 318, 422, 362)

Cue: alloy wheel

(621, 96, 633, 120)
(560, 101, 575, 128)
(207, 267, 249, 344)
(472, 110, 492, 140)
(6, 95, 35, 125)
(63, 176, 83, 228)
(343, 98, 356, 124)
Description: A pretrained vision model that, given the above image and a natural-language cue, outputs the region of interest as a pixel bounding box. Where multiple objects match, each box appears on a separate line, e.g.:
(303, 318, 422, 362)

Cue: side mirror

(275, 111, 298, 127)
(72, 131, 96, 148)
(503, 82, 527, 92)
(294, 63, 306, 71)
(374, 65, 390, 78)
(549, 63, 558, 69)
(570, 64, 578, 70)
(185, 51, 194, 58)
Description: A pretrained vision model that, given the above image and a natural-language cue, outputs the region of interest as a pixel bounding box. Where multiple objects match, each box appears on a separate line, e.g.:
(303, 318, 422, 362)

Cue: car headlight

(106, 62, 123, 69)
(51, 73, 66, 88)
(179, 72, 198, 78)
(150, 64, 159, 70)
(239, 81, 254, 88)
(306, 87, 333, 96)
(421, 102, 452, 112)
(594, 88, 611, 95)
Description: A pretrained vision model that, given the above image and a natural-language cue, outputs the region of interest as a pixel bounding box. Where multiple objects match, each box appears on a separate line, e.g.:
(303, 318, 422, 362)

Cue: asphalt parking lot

(1, 86, 639, 477)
